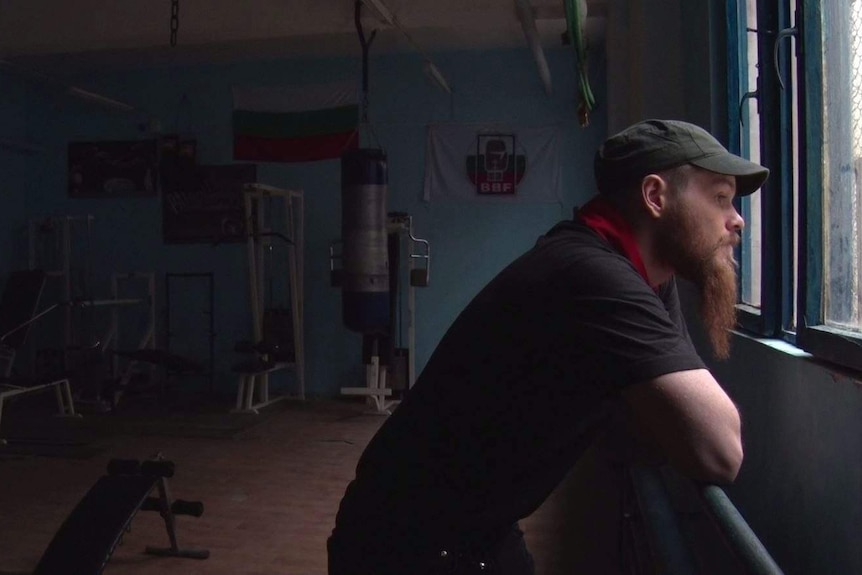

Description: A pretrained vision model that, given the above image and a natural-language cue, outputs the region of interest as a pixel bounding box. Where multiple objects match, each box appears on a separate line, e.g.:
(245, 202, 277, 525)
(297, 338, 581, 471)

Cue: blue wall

(0, 47, 606, 397)
(0, 79, 54, 269)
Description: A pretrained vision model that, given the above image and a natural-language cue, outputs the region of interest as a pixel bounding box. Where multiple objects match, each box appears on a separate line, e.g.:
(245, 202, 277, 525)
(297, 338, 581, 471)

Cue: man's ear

(641, 174, 667, 219)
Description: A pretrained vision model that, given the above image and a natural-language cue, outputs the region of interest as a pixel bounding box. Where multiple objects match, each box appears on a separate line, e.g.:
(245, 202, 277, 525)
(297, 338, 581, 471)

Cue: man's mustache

(704, 234, 741, 259)
(727, 234, 741, 248)
(719, 233, 741, 249)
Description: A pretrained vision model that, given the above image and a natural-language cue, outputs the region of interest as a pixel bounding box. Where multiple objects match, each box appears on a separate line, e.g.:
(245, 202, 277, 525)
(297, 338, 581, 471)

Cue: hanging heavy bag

(340, 148, 390, 334)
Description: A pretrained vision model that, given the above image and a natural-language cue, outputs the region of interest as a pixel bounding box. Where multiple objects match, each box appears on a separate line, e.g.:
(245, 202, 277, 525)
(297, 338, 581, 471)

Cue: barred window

(729, 0, 862, 371)
(823, 0, 862, 331)
(739, 0, 762, 309)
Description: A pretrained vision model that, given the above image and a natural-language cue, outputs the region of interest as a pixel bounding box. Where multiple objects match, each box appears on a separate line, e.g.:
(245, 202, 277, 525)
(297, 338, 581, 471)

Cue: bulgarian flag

(232, 83, 359, 162)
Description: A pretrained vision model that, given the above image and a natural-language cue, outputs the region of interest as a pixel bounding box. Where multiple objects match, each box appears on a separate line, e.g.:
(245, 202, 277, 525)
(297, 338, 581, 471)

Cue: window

(728, 0, 794, 337)
(729, 0, 862, 371)
(739, 0, 763, 310)
(821, 2, 862, 331)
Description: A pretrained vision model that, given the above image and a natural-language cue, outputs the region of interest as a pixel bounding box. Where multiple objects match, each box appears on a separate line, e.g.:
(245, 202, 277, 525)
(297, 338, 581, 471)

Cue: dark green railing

(628, 466, 784, 575)
(697, 485, 784, 575)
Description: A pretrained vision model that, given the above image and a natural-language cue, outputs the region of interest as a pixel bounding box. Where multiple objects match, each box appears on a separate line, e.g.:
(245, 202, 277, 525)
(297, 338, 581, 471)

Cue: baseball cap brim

(690, 152, 769, 197)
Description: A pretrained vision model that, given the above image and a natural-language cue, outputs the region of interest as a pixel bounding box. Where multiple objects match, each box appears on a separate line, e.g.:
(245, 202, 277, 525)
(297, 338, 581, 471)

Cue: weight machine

(26, 216, 168, 408)
(232, 183, 305, 413)
(28, 215, 96, 349)
(0, 270, 78, 444)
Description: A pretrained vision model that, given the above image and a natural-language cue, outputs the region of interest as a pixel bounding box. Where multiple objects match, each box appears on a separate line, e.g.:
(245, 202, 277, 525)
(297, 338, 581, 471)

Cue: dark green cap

(594, 119, 769, 197)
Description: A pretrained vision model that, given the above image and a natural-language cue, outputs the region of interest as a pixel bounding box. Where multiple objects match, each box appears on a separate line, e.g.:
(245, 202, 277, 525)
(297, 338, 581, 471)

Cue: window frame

(730, 0, 862, 373)
(793, 0, 862, 372)
(729, 0, 792, 339)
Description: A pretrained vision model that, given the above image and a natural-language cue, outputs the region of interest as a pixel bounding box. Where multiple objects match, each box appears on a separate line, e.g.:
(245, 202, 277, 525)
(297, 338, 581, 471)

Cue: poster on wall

(162, 163, 257, 244)
(68, 140, 158, 198)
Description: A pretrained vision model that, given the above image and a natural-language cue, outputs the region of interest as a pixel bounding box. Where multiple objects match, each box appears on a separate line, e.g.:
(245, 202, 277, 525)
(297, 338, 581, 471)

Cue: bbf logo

(466, 134, 526, 195)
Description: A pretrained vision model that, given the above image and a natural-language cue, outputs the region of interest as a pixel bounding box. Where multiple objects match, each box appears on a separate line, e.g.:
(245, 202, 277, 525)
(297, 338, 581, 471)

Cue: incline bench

(33, 455, 208, 575)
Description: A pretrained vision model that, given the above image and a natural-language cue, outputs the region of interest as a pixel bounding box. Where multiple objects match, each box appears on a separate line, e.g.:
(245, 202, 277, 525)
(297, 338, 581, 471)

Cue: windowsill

(731, 329, 862, 387)
(735, 303, 762, 316)
(731, 330, 812, 358)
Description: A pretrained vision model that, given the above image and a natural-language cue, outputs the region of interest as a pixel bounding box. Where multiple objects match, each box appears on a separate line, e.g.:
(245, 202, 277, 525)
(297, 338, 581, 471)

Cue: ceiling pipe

(0, 59, 136, 113)
(358, 0, 453, 95)
(423, 61, 452, 95)
(361, 0, 395, 26)
(514, 0, 552, 96)
(65, 86, 135, 112)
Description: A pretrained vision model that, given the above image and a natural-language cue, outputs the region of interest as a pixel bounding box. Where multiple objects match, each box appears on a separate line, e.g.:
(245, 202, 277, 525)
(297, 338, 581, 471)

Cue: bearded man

(328, 119, 769, 575)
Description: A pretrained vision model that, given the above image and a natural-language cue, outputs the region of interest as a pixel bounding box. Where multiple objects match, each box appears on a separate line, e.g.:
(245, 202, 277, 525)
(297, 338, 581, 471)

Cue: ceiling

(0, 0, 607, 75)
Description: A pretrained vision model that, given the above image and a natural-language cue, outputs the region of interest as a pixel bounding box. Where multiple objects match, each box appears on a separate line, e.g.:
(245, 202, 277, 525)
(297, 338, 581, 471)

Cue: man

(328, 119, 769, 575)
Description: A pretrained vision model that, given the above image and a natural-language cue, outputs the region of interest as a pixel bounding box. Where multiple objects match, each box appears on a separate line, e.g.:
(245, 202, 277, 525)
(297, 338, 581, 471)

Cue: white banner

(423, 124, 562, 203)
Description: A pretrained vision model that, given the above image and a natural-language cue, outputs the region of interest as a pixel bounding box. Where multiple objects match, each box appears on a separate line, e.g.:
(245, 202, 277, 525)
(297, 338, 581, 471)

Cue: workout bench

(0, 375, 76, 444)
(233, 357, 293, 414)
(232, 340, 295, 414)
(33, 455, 209, 575)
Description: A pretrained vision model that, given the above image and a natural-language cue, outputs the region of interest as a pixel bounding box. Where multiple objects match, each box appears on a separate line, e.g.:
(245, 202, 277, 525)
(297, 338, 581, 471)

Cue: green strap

(564, 0, 596, 116)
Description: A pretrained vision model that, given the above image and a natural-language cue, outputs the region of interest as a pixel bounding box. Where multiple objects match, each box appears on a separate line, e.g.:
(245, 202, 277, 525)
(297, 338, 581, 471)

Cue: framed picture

(68, 140, 158, 198)
(162, 163, 257, 244)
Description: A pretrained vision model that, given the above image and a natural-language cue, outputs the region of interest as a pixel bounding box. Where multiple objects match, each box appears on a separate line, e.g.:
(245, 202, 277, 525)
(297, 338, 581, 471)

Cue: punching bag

(341, 148, 390, 334)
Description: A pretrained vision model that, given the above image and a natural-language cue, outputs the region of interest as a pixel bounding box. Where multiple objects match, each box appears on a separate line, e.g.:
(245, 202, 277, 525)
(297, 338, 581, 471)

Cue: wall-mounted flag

(423, 124, 562, 203)
(232, 83, 359, 163)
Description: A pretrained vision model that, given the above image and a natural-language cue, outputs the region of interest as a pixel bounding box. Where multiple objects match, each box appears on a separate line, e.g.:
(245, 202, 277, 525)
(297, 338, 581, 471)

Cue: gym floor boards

(0, 396, 591, 575)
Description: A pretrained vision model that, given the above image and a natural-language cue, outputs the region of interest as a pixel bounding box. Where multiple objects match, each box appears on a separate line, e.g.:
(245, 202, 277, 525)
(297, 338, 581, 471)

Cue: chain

(170, 0, 179, 47)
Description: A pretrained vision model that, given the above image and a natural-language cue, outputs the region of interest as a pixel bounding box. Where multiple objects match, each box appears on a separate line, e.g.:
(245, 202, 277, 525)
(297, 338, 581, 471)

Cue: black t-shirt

(333, 218, 705, 550)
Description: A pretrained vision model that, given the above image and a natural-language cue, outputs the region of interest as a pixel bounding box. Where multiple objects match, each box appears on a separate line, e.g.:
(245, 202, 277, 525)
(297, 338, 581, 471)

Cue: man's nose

(728, 207, 745, 232)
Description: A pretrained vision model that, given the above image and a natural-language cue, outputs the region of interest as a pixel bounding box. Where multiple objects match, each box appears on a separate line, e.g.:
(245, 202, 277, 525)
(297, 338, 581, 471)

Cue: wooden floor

(0, 395, 588, 575)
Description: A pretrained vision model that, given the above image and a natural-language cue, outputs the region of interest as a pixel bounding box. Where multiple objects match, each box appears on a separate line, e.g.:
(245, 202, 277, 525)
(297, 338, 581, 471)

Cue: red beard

(656, 201, 739, 360)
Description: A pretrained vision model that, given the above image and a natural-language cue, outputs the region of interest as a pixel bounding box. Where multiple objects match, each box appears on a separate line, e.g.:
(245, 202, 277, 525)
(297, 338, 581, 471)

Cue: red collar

(577, 196, 654, 288)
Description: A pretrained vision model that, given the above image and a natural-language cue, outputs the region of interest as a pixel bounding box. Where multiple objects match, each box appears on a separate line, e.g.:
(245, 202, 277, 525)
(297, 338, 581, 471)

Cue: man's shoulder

(528, 219, 647, 285)
(540, 218, 606, 245)
(536, 219, 627, 261)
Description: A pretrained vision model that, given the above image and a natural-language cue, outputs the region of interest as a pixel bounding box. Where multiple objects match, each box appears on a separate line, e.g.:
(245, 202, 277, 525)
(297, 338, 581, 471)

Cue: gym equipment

(26, 216, 146, 399)
(102, 272, 211, 407)
(388, 212, 430, 390)
(71, 270, 207, 408)
(331, 212, 430, 413)
(28, 215, 96, 349)
(332, 3, 431, 413)
(99, 272, 159, 407)
(0, 270, 77, 444)
(232, 183, 305, 413)
(33, 454, 208, 575)
(340, 148, 390, 334)
(25, 216, 204, 408)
